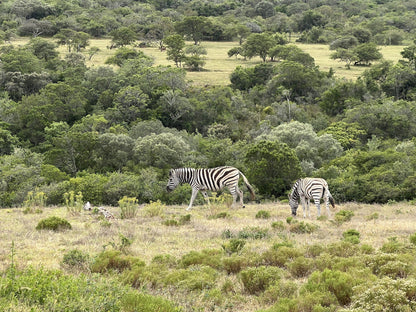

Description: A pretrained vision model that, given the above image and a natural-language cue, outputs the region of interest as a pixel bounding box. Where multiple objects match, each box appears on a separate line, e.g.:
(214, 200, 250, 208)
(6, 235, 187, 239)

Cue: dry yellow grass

(1, 201, 414, 272)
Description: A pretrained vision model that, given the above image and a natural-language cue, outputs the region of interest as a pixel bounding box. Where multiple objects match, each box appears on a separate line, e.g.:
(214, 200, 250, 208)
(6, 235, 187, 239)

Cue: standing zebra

(288, 178, 335, 218)
(166, 166, 255, 210)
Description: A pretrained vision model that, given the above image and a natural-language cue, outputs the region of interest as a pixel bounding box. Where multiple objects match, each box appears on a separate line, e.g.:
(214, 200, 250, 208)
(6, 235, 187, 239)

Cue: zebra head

(288, 193, 299, 216)
(166, 169, 180, 192)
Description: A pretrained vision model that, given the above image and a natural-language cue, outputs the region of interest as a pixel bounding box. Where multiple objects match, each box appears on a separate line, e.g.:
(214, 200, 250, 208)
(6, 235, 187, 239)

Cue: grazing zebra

(288, 178, 335, 218)
(166, 166, 255, 210)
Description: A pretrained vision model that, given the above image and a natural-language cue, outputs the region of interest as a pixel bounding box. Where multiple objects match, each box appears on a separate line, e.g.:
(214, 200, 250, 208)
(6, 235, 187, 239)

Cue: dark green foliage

(288, 221, 319, 234)
(180, 249, 223, 269)
(245, 140, 302, 198)
(271, 221, 285, 231)
(410, 232, 416, 246)
(120, 292, 182, 312)
(35, 216, 71, 231)
(164, 265, 218, 290)
(238, 227, 269, 240)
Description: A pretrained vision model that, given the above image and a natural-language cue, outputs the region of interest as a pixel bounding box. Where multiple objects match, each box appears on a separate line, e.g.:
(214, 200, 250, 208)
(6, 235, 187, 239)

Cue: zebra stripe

(288, 178, 335, 218)
(166, 166, 255, 210)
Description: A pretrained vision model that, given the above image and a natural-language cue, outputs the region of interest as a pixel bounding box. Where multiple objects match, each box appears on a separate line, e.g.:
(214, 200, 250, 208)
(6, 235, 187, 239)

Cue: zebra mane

(174, 168, 195, 183)
(289, 179, 300, 200)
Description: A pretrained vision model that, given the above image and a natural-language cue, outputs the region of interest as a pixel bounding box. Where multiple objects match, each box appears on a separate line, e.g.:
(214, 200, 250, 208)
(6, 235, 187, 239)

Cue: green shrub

(271, 221, 285, 231)
(305, 244, 325, 258)
(208, 211, 230, 219)
(143, 200, 165, 217)
(287, 256, 314, 278)
(120, 291, 182, 312)
(350, 277, 416, 311)
(238, 226, 269, 239)
(365, 253, 413, 278)
(288, 220, 319, 234)
(222, 255, 248, 274)
(256, 210, 271, 219)
(164, 265, 218, 291)
(366, 212, 379, 221)
(64, 191, 83, 214)
(380, 236, 407, 253)
(342, 229, 360, 244)
(162, 219, 179, 226)
(262, 246, 302, 267)
(222, 238, 246, 255)
(261, 279, 298, 304)
(35, 216, 72, 231)
(221, 229, 234, 239)
(179, 214, 191, 224)
(119, 196, 139, 219)
(304, 269, 355, 306)
(61, 249, 90, 269)
(326, 241, 361, 257)
(91, 250, 145, 273)
(240, 266, 282, 294)
(334, 209, 354, 224)
(180, 249, 223, 269)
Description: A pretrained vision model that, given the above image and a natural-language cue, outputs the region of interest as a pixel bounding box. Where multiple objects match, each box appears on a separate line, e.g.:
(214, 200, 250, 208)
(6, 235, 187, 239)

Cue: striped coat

(166, 166, 255, 210)
(288, 178, 335, 218)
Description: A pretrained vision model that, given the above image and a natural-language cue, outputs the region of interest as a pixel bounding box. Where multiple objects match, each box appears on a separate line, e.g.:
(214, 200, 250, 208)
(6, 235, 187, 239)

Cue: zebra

(166, 166, 255, 210)
(288, 178, 335, 218)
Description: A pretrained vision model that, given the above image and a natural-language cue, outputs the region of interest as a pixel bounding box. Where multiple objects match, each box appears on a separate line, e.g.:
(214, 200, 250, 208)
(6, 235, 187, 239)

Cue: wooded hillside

(1, 0, 416, 208)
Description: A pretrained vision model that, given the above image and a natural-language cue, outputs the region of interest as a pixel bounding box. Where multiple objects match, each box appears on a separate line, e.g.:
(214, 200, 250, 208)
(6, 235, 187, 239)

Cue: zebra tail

(240, 171, 255, 201)
(329, 195, 336, 208)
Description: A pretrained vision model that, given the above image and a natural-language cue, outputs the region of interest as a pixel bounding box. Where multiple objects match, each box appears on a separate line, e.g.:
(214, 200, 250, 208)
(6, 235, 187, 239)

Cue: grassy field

(1, 200, 415, 311)
(9, 37, 405, 85)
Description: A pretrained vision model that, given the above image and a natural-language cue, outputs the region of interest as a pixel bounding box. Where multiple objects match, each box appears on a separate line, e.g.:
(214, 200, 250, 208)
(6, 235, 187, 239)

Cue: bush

(238, 227, 269, 239)
(164, 265, 218, 291)
(271, 221, 285, 231)
(222, 238, 246, 255)
(119, 196, 139, 219)
(208, 211, 230, 219)
(91, 250, 145, 273)
(262, 279, 298, 304)
(35, 216, 72, 231)
(240, 266, 282, 294)
(287, 256, 314, 278)
(288, 220, 319, 234)
(143, 200, 165, 217)
(61, 249, 90, 269)
(256, 210, 271, 219)
(343, 229, 360, 244)
(222, 255, 248, 274)
(410, 232, 416, 246)
(180, 249, 223, 269)
(350, 278, 416, 311)
(262, 246, 302, 267)
(334, 210, 354, 224)
(120, 292, 181, 312)
(304, 269, 355, 306)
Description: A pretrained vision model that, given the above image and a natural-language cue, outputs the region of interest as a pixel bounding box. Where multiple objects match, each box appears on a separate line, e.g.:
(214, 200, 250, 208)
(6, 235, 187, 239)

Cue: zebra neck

(290, 183, 300, 200)
(178, 168, 195, 184)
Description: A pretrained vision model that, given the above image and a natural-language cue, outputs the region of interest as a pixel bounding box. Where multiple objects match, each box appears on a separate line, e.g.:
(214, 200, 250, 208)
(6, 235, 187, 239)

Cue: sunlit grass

(7, 37, 405, 85)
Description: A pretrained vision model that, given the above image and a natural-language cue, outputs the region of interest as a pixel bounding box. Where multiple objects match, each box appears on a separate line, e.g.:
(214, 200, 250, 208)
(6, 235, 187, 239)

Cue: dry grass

(1, 201, 414, 272)
(7, 37, 405, 85)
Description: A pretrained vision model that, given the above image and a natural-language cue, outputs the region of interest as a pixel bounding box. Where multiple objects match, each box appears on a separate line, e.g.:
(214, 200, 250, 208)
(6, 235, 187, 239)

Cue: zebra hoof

(242, 205, 245, 208)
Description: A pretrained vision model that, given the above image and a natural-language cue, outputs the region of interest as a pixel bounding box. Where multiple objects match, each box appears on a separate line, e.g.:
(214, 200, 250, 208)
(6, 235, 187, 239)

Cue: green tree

(109, 26, 137, 48)
(95, 133, 135, 172)
(245, 140, 302, 197)
(54, 29, 90, 52)
(163, 34, 186, 67)
(105, 47, 151, 67)
(242, 33, 275, 62)
(184, 45, 207, 71)
(330, 48, 357, 69)
(133, 132, 191, 169)
(175, 16, 211, 45)
(353, 42, 382, 66)
(321, 122, 366, 149)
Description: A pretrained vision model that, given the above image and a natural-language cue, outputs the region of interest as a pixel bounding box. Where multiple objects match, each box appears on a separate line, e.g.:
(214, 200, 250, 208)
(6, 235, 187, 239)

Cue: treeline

(0, 0, 416, 207)
(1, 0, 415, 46)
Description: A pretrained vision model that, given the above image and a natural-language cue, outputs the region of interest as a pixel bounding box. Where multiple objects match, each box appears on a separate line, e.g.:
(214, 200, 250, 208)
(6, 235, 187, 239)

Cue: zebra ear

(169, 169, 173, 177)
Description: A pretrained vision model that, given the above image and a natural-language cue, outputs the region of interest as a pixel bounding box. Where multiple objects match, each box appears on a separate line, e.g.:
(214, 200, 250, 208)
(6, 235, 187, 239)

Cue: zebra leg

(325, 195, 331, 217)
(187, 188, 199, 210)
(315, 200, 321, 217)
(300, 196, 307, 218)
(306, 199, 311, 218)
(236, 186, 245, 207)
(202, 191, 211, 205)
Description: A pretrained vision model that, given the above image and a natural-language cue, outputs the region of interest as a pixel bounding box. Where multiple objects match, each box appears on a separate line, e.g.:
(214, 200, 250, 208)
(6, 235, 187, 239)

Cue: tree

(353, 42, 382, 66)
(133, 132, 191, 169)
(109, 27, 137, 48)
(163, 34, 186, 67)
(105, 47, 151, 66)
(245, 140, 302, 197)
(175, 16, 212, 45)
(54, 29, 90, 52)
(95, 133, 135, 172)
(28, 37, 58, 62)
(112, 86, 150, 123)
(242, 33, 275, 62)
(183, 45, 207, 71)
(330, 48, 357, 69)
